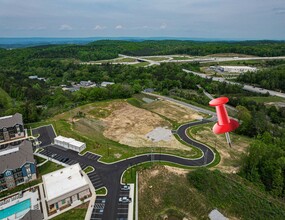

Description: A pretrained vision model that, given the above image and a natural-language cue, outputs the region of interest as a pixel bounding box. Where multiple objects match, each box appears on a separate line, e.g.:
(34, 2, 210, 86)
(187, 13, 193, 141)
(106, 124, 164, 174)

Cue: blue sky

(1, 0, 285, 39)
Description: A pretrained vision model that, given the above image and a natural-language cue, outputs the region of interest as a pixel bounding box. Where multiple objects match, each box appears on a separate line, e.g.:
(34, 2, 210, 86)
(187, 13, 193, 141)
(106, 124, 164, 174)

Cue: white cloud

(273, 8, 285, 15)
(94, 25, 105, 30)
(115, 25, 123, 29)
(29, 26, 47, 30)
(160, 23, 167, 29)
(59, 24, 73, 30)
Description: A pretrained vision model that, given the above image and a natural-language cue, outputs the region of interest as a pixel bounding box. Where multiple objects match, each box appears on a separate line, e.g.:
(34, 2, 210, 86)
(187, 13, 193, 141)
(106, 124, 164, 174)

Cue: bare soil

(103, 102, 192, 151)
(145, 100, 204, 123)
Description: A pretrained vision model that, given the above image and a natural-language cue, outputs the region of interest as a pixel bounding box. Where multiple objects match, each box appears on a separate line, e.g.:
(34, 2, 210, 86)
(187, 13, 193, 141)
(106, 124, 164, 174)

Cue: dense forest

(1, 40, 285, 63)
(237, 64, 285, 92)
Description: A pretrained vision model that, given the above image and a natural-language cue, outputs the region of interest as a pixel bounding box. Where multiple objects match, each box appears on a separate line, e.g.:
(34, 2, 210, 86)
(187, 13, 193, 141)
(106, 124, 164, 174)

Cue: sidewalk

(38, 183, 48, 219)
(128, 183, 135, 220)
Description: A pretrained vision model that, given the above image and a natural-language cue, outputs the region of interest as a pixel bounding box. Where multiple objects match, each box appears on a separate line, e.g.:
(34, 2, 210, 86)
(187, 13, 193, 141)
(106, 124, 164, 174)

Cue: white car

(119, 197, 131, 203)
(121, 185, 130, 191)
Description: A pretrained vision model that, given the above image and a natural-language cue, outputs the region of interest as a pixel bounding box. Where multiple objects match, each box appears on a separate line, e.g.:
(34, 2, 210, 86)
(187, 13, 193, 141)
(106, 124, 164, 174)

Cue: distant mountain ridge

(1, 37, 284, 49)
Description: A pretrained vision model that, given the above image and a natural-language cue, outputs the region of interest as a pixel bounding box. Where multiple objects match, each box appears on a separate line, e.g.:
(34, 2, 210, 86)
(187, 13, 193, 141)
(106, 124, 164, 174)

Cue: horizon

(1, 0, 285, 39)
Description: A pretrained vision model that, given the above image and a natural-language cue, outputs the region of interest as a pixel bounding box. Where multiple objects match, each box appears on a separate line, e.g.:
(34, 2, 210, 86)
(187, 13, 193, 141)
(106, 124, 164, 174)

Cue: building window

(62, 199, 66, 204)
(16, 125, 21, 134)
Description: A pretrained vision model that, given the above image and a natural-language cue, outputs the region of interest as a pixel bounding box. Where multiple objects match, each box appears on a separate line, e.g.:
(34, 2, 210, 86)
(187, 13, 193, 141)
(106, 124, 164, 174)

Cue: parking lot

(90, 196, 106, 220)
(87, 171, 105, 189)
(116, 185, 131, 219)
(83, 152, 101, 161)
(39, 147, 88, 169)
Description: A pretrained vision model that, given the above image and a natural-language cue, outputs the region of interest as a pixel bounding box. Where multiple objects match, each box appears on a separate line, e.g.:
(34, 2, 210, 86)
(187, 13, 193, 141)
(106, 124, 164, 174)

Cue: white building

(54, 136, 86, 152)
(217, 66, 257, 73)
(42, 164, 92, 213)
(101, 81, 115, 87)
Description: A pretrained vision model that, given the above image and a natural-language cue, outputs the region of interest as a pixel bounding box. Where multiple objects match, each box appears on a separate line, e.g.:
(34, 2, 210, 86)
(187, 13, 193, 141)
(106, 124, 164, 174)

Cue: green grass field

(117, 57, 137, 62)
(37, 161, 64, 176)
(143, 57, 168, 61)
(133, 62, 149, 67)
(34, 155, 47, 164)
(172, 56, 192, 60)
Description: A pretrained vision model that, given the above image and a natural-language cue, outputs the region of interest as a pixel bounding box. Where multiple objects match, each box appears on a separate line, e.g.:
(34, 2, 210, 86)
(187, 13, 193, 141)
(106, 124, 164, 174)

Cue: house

(54, 135, 86, 152)
(29, 75, 38, 80)
(0, 113, 36, 191)
(28, 75, 47, 81)
(100, 81, 115, 87)
(80, 80, 95, 87)
(143, 88, 154, 93)
(42, 164, 92, 213)
(0, 113, 26, 143)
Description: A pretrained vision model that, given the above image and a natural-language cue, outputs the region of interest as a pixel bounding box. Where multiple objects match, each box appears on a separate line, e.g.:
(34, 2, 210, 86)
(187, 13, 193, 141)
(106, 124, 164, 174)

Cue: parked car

(119, 197, 131, 203)
(121, 184, 130, 191)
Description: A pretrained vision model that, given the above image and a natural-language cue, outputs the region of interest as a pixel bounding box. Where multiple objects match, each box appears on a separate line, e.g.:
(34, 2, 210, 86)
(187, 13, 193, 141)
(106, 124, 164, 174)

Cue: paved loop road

(37, 119, 216, 220)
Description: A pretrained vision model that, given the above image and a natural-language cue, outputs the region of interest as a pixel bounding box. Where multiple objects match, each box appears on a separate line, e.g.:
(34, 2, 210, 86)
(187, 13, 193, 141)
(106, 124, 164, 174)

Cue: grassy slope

(188, 122, 251, 170)
(139, 166, 285, 220)
(188, 168, 285, 219)
(37, 161, 64, 176)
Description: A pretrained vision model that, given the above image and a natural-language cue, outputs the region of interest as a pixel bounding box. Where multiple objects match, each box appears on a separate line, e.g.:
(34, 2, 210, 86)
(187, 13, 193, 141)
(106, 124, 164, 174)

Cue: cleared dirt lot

(143, 99, 204, 123)
(102, 101, 192, 151)
(54, 100, 196, 152)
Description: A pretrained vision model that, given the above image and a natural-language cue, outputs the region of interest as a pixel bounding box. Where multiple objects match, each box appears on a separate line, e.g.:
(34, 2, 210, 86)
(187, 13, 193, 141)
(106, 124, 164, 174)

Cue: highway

(183, 69, 285, 98)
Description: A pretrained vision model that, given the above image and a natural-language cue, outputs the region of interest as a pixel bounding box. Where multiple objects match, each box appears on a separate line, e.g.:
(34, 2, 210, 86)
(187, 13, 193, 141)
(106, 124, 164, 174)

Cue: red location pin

(209, 97, 239, 147)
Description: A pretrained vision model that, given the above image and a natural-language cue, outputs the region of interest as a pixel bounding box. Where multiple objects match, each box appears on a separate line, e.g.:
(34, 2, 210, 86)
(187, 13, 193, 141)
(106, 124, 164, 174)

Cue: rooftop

(0, 140, 34, 174)
(0, 113, 23, 129)
(220, 66, 256, 69)
(42, 163, 89, 201)
(54, 135, 85, 147)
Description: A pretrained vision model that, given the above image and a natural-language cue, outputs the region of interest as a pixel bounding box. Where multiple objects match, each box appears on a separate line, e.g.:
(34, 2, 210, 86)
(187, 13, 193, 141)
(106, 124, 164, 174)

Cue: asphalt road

(32, 125, 56, 147)
(36, 118, 215, 220)
(183, 69, 285, 98)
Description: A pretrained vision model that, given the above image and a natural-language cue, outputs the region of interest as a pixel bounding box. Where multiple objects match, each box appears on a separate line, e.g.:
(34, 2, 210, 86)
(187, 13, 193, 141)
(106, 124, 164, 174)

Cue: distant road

(82, 54, 285, 67)
(183, 69, 285, 98)
(142, 92, 216, 117)
(119, 54, 285, 65)
(167, 56, 285, 63)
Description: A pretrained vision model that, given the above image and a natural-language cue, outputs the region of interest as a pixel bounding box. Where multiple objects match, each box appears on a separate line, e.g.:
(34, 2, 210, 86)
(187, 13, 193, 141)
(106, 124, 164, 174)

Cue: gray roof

(0, 140, 35, 174)
(21, 210, 43, 220)
(209, 209, 228, 220)
(0, 113, 23, 129)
